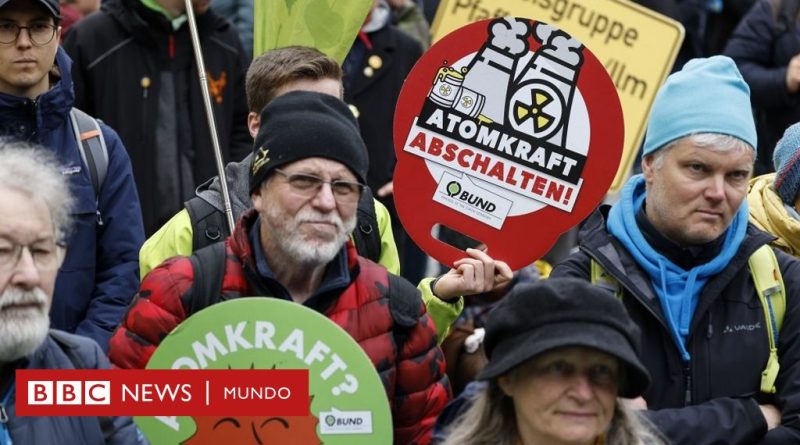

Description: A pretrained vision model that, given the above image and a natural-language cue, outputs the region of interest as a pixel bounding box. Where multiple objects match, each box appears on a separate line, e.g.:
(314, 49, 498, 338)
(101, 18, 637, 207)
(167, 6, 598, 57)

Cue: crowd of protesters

(2, 0, 800, 444)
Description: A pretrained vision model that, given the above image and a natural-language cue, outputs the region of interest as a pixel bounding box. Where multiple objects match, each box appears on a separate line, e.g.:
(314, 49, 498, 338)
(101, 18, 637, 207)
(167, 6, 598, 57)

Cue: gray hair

(649, 133, 755, 170)
(440, 382, 666, 445)
(0, 142, 73, 243)
(439, 382, 518, 445)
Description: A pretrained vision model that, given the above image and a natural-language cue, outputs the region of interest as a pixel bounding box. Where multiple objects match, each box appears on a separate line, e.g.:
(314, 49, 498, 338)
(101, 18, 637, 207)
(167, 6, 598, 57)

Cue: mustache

(295, 209, 345, 229)
(0, 287, 49, 311)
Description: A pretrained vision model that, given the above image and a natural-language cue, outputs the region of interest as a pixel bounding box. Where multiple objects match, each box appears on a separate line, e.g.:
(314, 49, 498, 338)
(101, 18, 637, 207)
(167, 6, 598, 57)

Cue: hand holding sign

(433, 248, 513, 301)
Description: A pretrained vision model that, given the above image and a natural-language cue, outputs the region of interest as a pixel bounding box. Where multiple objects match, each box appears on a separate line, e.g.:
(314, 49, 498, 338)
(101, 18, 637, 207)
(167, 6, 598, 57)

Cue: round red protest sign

(393, 17, 623, 270)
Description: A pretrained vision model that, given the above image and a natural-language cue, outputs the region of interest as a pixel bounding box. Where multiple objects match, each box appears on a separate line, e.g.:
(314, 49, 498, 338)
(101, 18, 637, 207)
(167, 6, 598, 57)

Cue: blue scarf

(607, 175, 748, 361)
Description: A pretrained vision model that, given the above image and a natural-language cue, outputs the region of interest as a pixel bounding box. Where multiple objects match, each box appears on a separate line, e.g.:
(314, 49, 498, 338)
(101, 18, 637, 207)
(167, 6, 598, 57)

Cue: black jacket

(344, 24, 422, 193)
(552, 207, 800, 445)
(63, 0, 252, 235)
(724, 0, 800, 173)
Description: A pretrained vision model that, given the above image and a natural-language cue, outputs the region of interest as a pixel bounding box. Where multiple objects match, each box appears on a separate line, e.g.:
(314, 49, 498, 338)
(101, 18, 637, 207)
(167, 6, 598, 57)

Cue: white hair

(0, 141, 74, 243)
(649, 133, 755, 169)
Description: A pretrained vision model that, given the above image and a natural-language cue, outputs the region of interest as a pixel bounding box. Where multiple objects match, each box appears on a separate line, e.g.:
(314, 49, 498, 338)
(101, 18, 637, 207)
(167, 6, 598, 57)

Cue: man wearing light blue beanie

(552, 56, 800, 444)
(642, 56, 757, 156)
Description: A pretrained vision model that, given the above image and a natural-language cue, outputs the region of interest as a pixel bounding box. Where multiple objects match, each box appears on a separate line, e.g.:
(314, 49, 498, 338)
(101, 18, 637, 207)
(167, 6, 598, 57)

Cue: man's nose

(10, 247, 41, 290)
(310, 183, 338, 212)
(704, 175, 726, 201)
(15, 28, 33, 48)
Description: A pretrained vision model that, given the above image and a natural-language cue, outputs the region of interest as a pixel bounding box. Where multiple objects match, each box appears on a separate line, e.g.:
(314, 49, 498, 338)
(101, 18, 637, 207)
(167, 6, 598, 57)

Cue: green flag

(254, 0, 374, 63)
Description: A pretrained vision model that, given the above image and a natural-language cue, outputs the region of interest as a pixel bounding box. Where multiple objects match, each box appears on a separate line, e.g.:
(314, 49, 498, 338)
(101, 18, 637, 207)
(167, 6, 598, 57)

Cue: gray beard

(0, 287, 50, 363)
(264, 205, 357, 267)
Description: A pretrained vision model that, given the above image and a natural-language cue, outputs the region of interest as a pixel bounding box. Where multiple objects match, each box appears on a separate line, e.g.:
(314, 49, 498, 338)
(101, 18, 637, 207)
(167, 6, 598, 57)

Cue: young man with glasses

(0, 143, 144, 445)
(0, 0, 143, 352)
(109, 91, 451, 445)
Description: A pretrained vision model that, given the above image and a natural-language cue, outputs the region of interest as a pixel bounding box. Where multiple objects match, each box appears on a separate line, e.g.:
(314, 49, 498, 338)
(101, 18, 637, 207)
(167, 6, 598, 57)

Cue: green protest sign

(135, 298, 392, 444)
(253, 0, 373, 63)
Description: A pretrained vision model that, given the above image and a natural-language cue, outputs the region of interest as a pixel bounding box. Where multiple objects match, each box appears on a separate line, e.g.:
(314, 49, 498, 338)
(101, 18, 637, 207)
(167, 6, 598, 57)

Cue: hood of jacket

(196, 153, 253, 220)
(0, 47, 74, 141)
(748, 173, 800, 256)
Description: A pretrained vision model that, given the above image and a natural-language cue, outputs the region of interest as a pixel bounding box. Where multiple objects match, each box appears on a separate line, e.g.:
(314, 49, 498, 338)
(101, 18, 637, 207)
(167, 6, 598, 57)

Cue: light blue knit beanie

(642, 56, 757, 156)
(773, 122, 800, 205)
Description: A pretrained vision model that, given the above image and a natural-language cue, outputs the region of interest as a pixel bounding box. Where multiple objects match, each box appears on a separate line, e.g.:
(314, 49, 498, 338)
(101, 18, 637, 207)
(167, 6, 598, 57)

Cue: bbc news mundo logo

(28, 380, 111, 405)
(15, 369, 307, 417)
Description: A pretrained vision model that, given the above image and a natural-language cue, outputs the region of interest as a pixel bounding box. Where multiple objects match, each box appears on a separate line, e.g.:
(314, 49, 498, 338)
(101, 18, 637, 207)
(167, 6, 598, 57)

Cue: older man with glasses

(0, 143, 145, 445)
(109, 91, 451, 445)
(0, 0, 143, 353)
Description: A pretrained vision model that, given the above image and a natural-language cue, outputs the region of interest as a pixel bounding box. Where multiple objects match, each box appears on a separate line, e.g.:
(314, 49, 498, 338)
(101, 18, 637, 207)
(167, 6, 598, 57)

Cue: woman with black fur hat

(438, 278, 665, 445)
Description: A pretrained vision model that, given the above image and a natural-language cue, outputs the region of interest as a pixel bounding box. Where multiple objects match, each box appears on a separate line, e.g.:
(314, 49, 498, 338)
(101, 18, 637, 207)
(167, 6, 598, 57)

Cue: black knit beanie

(249, 91, 369, 193)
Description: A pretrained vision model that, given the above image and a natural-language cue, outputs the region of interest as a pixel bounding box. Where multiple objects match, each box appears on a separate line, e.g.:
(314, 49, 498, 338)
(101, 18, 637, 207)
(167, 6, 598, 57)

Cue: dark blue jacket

(0, 48, 144, 351)
(2, 331, 146, 445)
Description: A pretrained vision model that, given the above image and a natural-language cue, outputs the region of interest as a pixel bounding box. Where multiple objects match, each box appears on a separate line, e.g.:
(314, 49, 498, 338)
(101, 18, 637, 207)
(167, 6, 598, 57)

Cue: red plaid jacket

(109, 210, 450, 444)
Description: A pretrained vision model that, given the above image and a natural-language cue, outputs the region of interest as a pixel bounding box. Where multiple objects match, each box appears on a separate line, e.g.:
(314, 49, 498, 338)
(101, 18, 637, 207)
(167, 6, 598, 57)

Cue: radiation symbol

(439, 84, 453, 97)
(508, 80, 565, 139)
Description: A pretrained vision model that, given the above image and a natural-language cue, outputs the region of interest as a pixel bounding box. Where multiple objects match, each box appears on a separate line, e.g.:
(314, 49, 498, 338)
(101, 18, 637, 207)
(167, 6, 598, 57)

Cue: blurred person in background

(725, 0, 800, 174)
(343, 0, 424, 282)
(211, 0, 252, 58)
(63, 0, 252, 236)
(59, 0, 99, 34)
(748, 121, 800, 255)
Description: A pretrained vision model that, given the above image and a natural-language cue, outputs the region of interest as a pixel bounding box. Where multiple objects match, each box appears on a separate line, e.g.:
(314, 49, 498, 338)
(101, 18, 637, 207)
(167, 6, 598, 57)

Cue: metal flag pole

(184, 0, 236, 234)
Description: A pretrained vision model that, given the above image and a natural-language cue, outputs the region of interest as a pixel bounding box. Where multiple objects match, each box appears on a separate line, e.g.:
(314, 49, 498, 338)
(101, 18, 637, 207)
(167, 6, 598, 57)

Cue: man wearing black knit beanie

(110, 90, 453, 444)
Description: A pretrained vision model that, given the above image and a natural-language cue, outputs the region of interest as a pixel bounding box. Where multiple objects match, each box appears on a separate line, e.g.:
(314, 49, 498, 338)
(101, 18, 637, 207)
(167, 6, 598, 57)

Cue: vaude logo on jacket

(722, 322, 762, 334)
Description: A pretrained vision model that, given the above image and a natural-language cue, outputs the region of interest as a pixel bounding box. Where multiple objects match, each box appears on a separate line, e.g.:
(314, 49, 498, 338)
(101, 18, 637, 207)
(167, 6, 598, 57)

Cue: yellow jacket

(139, 200, 463, 341)
(748, 173, 800, 256)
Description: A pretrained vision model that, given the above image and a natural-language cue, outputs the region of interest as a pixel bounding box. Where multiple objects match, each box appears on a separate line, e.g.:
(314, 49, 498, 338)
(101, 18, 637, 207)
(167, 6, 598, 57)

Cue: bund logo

(252, 147, 270, 175)
(207, 71, 227, 105)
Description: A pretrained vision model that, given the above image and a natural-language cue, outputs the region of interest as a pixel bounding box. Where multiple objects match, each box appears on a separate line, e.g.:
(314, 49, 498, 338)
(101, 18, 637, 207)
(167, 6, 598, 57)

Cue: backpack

(69, 107, 108, 227)
(590, 244, 786, 394)
(184, 186, 383, 263)
(185, 241, 419, 354)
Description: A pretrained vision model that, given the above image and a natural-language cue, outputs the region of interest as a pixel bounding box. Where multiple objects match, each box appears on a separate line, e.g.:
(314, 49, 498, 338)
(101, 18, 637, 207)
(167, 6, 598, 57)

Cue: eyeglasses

(0, 241, 65, 272)
(0, 22, 58, 46)
(273, 169, 365, 204)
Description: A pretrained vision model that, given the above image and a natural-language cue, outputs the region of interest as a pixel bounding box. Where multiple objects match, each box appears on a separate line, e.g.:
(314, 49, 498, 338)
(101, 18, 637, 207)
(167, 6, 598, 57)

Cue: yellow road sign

(431, 0, 684, 193)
